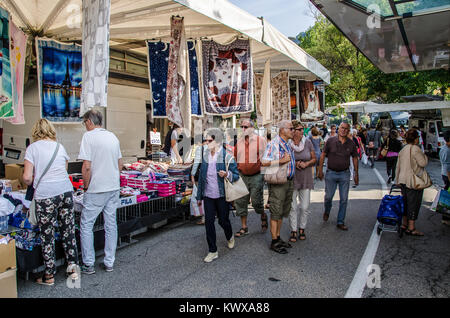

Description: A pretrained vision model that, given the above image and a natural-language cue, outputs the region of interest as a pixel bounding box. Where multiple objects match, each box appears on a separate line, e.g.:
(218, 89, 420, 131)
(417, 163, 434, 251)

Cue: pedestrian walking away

(395, 128, 430, 236)
(262, 120, 296, 254)
(318, 122, 359, 231)
(289, 121, 316, 242)
(196, 129, 240, 263)
(382, 129, 403, 184)
(22, 119, 80, 285)
(367, 124, 382, 168)
(78, 110, 123, 274)
(233, 119, 268, 237)
(309, 127, 322, 179)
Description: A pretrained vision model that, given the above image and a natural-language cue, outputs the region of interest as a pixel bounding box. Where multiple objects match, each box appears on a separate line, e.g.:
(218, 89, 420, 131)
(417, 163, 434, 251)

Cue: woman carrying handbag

(23, 119, 80, 285)
(196, 129, 240, 263)
(395, 129, 431, 236)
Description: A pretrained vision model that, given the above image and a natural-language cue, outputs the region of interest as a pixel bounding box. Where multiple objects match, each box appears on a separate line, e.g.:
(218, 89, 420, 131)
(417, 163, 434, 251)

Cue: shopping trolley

(376, 184, 404, 237)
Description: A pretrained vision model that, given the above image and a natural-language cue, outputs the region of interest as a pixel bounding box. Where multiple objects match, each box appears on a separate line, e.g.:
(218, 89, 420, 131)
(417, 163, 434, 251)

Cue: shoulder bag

(380, 138, 389, 158)
(409, 145, 432, 190)
(264, 141, 289, 185)
(27, 143, 60, 226)
(224, 155, 249, 202)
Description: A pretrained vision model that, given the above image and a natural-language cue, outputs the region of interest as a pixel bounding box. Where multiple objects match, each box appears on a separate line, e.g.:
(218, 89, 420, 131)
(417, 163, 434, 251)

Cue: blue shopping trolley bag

(377, 194, 404, 226)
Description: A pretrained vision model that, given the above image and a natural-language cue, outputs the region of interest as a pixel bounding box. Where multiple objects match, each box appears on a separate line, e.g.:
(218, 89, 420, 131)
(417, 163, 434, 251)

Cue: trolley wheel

(377, 226, 382, 235)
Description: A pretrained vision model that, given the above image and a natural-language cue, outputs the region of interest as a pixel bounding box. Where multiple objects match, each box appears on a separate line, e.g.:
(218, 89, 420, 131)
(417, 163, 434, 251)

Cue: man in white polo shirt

(79, 109, 123, 274)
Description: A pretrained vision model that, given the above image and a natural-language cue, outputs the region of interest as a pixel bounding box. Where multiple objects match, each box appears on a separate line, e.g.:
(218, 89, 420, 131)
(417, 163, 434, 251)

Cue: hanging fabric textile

(165, 16, 190, 129)
(253, 72, 263, 113)
(299, 80, 324, 121)
(36, 38, 82, 122)
(260, 59, 272, 126)
(7, 21, 27, 125)
(147, 39, 201, 119)
(271, 71, 290, 126)
(147, 41, 170, 118)
(188, 40, 202, 117)
(80, 0, 111, 116)
(0, 7, 14, 119)
(201, 38, 253, 116)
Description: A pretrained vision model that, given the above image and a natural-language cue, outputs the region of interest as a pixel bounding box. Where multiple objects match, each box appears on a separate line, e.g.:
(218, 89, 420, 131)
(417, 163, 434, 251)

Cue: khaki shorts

(268, 180, 294, 220)
(234, 173, 265, 217)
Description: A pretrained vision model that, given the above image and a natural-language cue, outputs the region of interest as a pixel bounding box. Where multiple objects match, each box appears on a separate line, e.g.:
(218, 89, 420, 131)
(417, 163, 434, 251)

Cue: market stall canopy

(0, 0, 330, 83)
(310, 0, 450, 73)
(331, 100, 450, 113)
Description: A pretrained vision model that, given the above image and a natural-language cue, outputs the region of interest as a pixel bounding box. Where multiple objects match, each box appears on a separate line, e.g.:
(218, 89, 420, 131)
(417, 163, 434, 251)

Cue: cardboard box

(0, 235, 16, 273)
(5, 164, 25, 189)
(0, 269, 17, 298)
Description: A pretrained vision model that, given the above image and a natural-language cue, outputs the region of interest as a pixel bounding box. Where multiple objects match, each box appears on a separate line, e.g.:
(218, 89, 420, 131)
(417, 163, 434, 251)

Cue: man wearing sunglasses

(233, 119, 268, 237)
(261, 120, 296, 254)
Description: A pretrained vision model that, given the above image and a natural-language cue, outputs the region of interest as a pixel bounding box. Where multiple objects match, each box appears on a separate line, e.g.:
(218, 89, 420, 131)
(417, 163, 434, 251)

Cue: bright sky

(228, 0, 318, 38)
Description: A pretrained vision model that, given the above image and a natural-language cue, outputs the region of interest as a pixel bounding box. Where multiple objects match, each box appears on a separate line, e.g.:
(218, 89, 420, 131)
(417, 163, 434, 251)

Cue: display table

(14, 195, 190, 278)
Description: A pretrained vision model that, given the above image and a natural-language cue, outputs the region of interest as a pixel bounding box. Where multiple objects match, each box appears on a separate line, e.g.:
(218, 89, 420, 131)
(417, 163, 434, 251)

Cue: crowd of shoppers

(23, 113, 441, 277)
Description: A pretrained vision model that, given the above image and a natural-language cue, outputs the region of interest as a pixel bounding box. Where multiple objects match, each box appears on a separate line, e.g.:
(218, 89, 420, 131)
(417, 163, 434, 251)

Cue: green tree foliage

(298, 15, 450, 106)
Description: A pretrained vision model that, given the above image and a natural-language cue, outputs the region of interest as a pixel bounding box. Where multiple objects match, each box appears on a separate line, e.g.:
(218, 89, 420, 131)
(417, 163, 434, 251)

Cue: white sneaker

(204, 252, 218, 263)
(227, 236, 235, 249)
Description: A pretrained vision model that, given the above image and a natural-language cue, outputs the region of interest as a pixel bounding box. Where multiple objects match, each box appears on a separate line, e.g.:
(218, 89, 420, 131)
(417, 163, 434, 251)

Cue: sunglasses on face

(205, 139, 214, 143)
(295, 128, 304, 131)
(241, 126, 250, 129)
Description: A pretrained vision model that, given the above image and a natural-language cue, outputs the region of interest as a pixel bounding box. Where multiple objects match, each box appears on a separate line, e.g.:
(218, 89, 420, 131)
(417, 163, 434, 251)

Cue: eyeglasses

(295, 128, 304, 131)
(241, 126, 250, 129)
(205, 139, 214, 143)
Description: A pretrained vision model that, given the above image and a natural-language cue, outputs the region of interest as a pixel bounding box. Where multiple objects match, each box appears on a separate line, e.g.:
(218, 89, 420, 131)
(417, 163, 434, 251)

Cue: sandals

(298, 229, 306, 240)
(289, 231, 298, 243)
(235, 227, 249, 237)
(261, 213, 268, 233)
(405, 228, 424, 236)
(36, 274, 55, 286)
(270, 242, 288, 254)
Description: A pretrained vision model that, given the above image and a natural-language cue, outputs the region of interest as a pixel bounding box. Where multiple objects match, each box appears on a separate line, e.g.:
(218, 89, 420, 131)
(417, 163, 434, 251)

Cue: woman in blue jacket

(196, 128, 240, 263)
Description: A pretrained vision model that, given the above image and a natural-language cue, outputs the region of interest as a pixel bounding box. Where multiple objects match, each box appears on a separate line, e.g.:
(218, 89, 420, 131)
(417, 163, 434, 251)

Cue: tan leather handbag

(409, 146, 432, 190)
(380, 138, 389, 158)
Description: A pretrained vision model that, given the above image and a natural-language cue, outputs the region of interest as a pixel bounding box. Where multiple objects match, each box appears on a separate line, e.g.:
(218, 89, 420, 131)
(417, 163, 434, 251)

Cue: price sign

(150, 131, 161, 145)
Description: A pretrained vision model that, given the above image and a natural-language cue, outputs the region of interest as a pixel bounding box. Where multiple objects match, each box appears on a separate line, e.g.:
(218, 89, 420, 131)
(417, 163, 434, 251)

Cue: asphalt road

(16, 157, 450, 298)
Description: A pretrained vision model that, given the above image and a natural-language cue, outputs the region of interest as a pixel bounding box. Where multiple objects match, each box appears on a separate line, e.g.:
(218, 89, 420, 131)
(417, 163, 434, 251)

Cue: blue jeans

(324, 170, 350, 225)
(80, 190, 120, 267)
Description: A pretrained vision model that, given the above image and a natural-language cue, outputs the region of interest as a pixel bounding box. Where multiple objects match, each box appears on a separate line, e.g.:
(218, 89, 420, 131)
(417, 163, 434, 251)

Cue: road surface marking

(344, 167, 386, 298)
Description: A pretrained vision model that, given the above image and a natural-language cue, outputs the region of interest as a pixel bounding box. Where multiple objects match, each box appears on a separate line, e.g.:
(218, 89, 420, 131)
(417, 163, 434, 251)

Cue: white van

(409, 117, 448, 154)
(1, 77, 147, 167)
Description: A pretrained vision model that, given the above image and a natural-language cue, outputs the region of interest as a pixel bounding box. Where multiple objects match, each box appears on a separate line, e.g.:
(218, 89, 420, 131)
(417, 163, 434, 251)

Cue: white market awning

(1, 0, 330, 83)
(334, 100, 450, 113)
